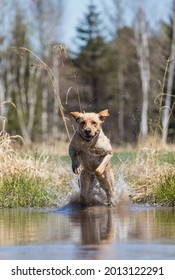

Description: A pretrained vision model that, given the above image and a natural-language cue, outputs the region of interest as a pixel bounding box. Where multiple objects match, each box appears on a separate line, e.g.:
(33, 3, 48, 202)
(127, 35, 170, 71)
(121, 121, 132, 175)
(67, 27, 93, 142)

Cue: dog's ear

(98, 109, 110, 122)
(70, 112, 82, 122)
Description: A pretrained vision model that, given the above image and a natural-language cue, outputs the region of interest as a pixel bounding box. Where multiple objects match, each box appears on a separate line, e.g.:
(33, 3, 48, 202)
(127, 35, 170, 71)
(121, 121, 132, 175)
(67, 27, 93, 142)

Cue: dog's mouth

(83, 134, 94, 142)
(80, 133, 94, 142)
(80, 130, 100, 142)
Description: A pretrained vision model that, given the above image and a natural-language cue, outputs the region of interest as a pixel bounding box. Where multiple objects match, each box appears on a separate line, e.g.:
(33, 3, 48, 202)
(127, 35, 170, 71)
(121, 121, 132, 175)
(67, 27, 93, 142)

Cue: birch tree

(52, 50, 60, 139)
(134, 7, 150, 139)
(162, 1, 175, 143)
(8, 11, 39, 142)
(29, 0, 64, 141)
(12, 55, 40, 142)
(0, 64, 6, 117)
(104, 0, 125, 141)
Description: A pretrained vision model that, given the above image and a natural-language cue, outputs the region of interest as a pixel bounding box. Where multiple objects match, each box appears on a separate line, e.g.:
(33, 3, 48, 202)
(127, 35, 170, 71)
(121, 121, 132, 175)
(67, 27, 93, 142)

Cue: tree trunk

(0, 58, 12, 119)
(14, 57, 39, 142)
(52, 51, 59, 139)
(162, 1, 175, 143)
(118, 70, 125, 141)
(134, 7, 150, 139)
(42, 86, 48, 141)
(0, 79, 6, 116)
(92, 76, 98, 110)
(15, 91, 31, 141)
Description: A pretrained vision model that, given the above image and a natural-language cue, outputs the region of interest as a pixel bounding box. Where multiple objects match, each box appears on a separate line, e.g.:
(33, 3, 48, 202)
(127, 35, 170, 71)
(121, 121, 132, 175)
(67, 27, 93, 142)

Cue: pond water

(0, 202, 175, 260)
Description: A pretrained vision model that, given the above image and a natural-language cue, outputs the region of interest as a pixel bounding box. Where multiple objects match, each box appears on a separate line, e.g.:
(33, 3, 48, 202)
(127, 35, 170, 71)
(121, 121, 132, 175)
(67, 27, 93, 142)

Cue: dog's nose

(85, 128, 91, 135)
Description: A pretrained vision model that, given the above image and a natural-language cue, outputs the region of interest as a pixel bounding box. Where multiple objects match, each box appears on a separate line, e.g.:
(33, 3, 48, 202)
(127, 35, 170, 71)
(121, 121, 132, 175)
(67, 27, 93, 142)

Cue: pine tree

(74, 3, 107, 111)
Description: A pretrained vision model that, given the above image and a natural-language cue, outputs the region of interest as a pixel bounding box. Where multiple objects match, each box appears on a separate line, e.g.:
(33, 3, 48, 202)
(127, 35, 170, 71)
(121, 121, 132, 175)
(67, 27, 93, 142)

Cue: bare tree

(0, 0, 16, 119)
(13, 56, 40, 142)
(134, 6, 150, 139)
(0, 79, 6, 118)
(52, 50, 60, 139)
(162, 1, 175, 144)
(0, 61, 6, 117)
(29, 0, 64, 141)
(104, 0, 125, 141)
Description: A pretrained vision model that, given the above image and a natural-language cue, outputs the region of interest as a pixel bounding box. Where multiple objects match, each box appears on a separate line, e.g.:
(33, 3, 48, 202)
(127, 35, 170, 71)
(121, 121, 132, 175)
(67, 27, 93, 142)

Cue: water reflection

(0, 205, 175, 259)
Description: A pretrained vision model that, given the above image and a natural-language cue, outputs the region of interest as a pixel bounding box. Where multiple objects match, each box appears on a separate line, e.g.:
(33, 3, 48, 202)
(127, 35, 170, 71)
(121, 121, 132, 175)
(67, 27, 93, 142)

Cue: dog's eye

(81, 121, 86, 125)
(92, 121, 97, 125)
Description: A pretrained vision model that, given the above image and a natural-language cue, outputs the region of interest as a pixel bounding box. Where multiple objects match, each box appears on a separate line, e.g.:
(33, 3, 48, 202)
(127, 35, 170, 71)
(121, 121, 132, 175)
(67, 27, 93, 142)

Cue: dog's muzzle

(80, 129, 99, 142)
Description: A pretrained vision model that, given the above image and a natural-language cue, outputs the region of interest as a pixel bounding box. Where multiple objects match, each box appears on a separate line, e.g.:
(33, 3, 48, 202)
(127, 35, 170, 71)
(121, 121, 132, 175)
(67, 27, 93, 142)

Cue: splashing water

(114, 174, 134, 203)
(62, 173, 134, 207)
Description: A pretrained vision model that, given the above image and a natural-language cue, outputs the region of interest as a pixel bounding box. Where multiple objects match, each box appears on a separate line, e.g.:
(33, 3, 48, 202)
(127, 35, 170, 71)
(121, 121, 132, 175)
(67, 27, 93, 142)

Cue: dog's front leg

(69, 147, 81, 174)
(95, 154, 112, 177)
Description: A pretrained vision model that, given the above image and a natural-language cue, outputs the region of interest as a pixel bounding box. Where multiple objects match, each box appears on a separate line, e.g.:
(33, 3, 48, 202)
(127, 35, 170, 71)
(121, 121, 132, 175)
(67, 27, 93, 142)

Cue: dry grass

(25, 139, 69, 157)
(120, 136, 175, 205)
(0, 130, 68, 180)
(0, 129, 71, 208)
(1, 123, 175, 207)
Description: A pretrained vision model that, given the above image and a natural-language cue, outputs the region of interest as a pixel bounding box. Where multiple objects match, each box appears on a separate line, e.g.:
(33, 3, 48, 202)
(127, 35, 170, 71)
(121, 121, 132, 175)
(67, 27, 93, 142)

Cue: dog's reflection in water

(60, 201, 130, 259)
(61, 200, 130, 246)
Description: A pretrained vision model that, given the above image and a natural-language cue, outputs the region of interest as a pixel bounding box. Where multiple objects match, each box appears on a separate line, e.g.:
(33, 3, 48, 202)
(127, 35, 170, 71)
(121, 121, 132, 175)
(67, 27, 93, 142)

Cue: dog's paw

(105, 200, 116, 207)
(95, 168, 105, 178)
(72, 161, 81, 174)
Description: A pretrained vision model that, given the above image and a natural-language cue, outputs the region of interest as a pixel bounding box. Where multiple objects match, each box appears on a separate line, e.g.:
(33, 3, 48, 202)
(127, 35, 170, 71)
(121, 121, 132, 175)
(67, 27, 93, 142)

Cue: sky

(61, 0, 173, 49)
(0, 0, 173, 53)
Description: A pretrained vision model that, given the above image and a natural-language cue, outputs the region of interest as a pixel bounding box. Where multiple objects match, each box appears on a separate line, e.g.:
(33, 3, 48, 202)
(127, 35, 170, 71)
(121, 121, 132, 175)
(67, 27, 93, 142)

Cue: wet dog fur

(69, 109, 115, 206)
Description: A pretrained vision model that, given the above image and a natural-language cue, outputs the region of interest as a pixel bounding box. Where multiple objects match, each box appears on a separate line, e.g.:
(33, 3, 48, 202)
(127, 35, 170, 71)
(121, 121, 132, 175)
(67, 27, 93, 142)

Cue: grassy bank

(117, 146, 175, 206)
(1, 130, 175, 207)
(0, 131, 71, 208)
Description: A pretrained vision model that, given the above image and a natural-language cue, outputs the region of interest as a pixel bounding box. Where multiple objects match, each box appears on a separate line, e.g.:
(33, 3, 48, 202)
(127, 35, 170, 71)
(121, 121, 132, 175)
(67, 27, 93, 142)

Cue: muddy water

(0, 203, 175, 260)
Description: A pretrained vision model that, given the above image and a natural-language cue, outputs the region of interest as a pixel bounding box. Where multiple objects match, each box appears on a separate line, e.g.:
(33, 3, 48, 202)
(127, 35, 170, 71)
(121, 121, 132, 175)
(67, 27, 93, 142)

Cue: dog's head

(70, 109, 110, 142)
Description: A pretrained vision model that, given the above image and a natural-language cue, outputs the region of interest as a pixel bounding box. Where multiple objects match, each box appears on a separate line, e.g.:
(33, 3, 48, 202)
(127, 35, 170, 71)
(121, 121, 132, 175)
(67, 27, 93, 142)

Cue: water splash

(63, 173, 134, 207)
(114, 174, 134, 203)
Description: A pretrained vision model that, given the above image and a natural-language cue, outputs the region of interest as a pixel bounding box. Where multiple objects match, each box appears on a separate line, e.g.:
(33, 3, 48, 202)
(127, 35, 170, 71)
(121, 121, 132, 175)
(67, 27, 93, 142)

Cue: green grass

(60, 151, 175, 169)
(112, 152, 137, 166)
(155, 151, 175, 165)
(60, 155, 71, 165)
(0, 173, 55, 208)
(112, 151, 175, 166)
(38, 150, 175, 167)
(60, 152, 137, 167)
(155, 173, 175, 206)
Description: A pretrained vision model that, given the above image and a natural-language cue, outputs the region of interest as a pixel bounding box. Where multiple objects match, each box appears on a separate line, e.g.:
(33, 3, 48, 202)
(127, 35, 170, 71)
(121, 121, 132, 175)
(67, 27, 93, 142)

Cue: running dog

(69, 109, 115, 206)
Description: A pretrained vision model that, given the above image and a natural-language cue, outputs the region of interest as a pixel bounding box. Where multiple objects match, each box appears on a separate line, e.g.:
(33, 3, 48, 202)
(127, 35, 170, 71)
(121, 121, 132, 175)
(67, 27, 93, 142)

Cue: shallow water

(0, 203, 175, 260)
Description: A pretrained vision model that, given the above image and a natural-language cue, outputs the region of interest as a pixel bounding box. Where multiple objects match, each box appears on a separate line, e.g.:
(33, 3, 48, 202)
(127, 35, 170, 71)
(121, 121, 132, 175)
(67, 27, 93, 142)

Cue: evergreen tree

(74, 3, 107, 111)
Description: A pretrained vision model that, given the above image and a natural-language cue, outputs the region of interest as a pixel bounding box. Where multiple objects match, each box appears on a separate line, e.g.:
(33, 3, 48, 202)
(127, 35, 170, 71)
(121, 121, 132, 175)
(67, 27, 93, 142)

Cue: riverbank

(0, 132, 175, 207)
(0, 131, 71, 208)
(119, 149, 175, 206)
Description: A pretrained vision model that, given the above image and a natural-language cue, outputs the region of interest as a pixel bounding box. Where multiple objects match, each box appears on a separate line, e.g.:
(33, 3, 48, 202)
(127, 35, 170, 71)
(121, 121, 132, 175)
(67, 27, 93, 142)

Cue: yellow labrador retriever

(69, 109, 115, 206)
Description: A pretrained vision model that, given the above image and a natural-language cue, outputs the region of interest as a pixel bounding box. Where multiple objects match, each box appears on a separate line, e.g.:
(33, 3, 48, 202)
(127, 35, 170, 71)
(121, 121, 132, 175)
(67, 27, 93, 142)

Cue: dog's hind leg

(79, 169, 95, 205)
(96, 166, 115, 206)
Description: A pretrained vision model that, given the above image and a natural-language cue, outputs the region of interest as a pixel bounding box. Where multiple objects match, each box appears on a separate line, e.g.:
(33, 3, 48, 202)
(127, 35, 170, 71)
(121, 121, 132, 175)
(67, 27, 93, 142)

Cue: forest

(0, 0, 175, 146)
